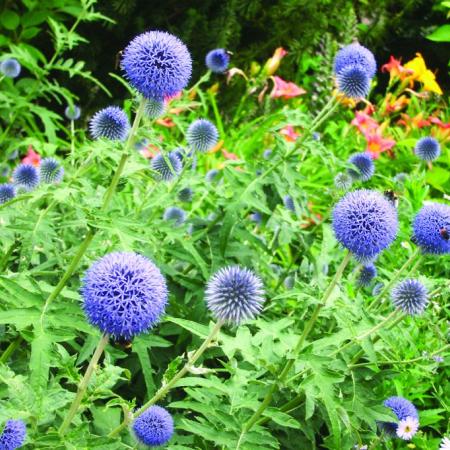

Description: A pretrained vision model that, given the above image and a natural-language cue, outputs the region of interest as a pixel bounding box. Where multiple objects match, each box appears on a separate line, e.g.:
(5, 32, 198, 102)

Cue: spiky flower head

(205, 266, 265, 325)
(384, 396, 418, 421)
(357, 264, 377, 287)
(121, 31, 192, 100)
(205, 48, 230, 73)
(12, 163, 40, 191)
(334, 172, 353, 190)
(391, 279, 428, 315)
(90, 106, 130, 141)
(205, 169, 220, 182)
(151, 152, 182, 181)
(372, 282, 384, 296)
(413, 202, 450, 254)
(283, 195, 295, 213)
(336, 65, 370, 99)
(0, 419, 26, 449)
(186, 119, 219, 153)
(334, 43, 377, 79)
(40, 158, 64, 184)
(396, 417, 419, 440)
(145, 98, 166, 119)
(64, 105, 81, 121)
(0, 58, 21, 78)
(440, 437, 450, 450)
(0, 184, 16, 204)
(332, 190, 398, 261)
(348, 152, 374, 181)
(82, 252, 168, 339)
(163, 206, 186, 226)
(414, 136, 441, 161)
(250, 211, 262, 224)
(178, 187, 193, 202)
(132, 405, 174, 447)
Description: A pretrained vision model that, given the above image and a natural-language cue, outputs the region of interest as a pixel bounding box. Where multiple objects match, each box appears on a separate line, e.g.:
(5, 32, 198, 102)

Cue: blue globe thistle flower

(205, 169, 220, 182)
(0, 184, 16, 204)
(0, 419, 26, 450)
(145, 98, 166, 119)
(178, 187, 193, 202)
(172, 147, 197, 170)
(205, 266, 265, 325)
(284, 275, 295, 289)
(413, 203, 450, 254)
(12, 164, 40, 191)
(334, 172, 353, 190)
(332, 189, 398, 261)
(151, 152, 182, 181)
(205, 48, 230, 73)
(391, 279, 428, 315)
(348, 152, 375, 181)
(312, 132, 321, 141)
(0, 59, 21, 78)
(82, 252, 168, 339)
(357, 264, 377, 287)
(372, 282, 384, 296)
(414, 136, 441, 162)
(89, 106, 130, 141)
(263, 149, 273, 160)
(40, 158, 64, 184)
(250, 211, 262, 224)
(334, 43, 376, 79)
(283, 195, 295, 213)
(121, 31, 192, 100)
(186, 119, 219, 153)
(336, 65, 370, 99)
(132, 405, 174, 447)
(163, 206, 186, 226)
(64, 105, 81, 121)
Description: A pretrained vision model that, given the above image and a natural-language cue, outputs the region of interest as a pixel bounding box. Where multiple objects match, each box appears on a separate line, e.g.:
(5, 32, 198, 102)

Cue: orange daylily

(397, 112, 431, 131)
(365, 133, 396, 159)
(404, 53, 443, 95)
(270, 76, 306, 100)
(22, 147, 41, 166)
(280, 125, 300, 142)
(382, 93, 409, 115)
(221, 148, 239, 160)
(351, 111, 379, 136)
(381, 56, 414, 81)
(264, 47, 288, 76)
(156, 117, 176, 128)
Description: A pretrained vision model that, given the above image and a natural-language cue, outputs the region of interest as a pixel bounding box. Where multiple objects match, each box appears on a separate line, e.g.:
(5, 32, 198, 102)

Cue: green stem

(59, 334, 109, 436)
(70, 120, 75, 164)
(239, 251, 351, 439)
(108, 320, 223, 438)
(0, 335, 23, 363)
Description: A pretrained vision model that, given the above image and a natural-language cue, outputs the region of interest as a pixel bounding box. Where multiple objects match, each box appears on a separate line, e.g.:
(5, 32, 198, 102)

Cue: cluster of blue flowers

(0, 419, 26, 450)
(378, 396, 419, 440)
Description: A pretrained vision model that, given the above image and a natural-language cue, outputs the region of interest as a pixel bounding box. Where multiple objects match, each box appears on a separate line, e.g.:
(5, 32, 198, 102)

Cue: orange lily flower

(270, 76, 306, 100)
(22, 147, 41, 166)
(280, 125, 300, 142)
(381, 56, 414, 81)
(351, 111, 379, 137)
(365, 133, 396, 159)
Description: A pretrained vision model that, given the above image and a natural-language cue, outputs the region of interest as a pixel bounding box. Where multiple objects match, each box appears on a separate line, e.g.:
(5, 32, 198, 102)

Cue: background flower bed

(0, 0, 449, 449)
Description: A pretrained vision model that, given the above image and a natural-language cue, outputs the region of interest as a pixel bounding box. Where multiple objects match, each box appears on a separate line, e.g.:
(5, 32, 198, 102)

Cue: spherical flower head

(205, 48, 230, 73)
(82, 252, 168, 339)
(90, 106, 130, 141)
(396, 416, 419, 440)
(334, 43, 376, 78)
(163, 206, 186, 226)
(151, 152, 182, 181)
(121, 31, 192, 100)
(441, 437, 450, 450)
(283, 195, 295, 213)
(145, 98, 166, 119)
(413, 203, 450, 254)
(384, 396, 418, 421)
(372, 282, 384, 296)
(40, 158, 64, 184)
(205, 169, 220, 183)
(414, 136, 441, 161)
(250, 211, 262, 224)
(12, 163, 40, 191)
(0, 58, 21, 78)
(0, 184, 16, 204)
(263, 149, 273, 160)
(334, 172, 353, 190)
(178, 187, 193, 202)
(337, 65, 370, 99)
(284, 275, 295, 289)
(186, 119, 219, 153)
(348, 152, 374, 181)
(0, 419, 26, 450)
(132, 405, 174, 447)
(391, 279, 428, 315)
(357, 264, 376, 287)
(205, 266, 265, 325)
(172, 147, 197, 170)
(64, 105, 81, 121)
(332, 189, 398, 261)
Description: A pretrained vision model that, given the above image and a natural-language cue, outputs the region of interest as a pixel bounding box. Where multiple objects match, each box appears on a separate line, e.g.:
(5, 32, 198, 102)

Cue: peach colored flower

(221, 148, 239, 160)
(270, 76, 306, 99)
(156, 117, 175, 128)
(397, 113, 431, 130)
(351, 111, 379, 136)
(22, 147, 41, 166)
(381, 56, 414, 81)
(365, 133, 396, 159)
(280, 125, 300, 142)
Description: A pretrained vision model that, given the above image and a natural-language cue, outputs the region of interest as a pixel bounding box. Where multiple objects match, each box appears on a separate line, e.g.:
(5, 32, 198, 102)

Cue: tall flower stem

(59, 333, 109, 436)
(368, 248, 421, 312)
(108, 320, 223, 438)
(39, 98, 146, 320)
(238, 251, 351, 442)
(70, 120, 75, 164)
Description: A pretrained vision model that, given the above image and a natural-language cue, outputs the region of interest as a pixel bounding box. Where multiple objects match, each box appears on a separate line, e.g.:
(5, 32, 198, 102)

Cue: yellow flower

(404, 53, 443, 95)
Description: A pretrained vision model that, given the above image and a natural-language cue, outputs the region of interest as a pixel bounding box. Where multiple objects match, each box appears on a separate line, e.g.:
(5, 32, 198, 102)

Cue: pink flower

(365, 133, 396, 159)
(351, 111, 379, 137)
(221, 148, 239, 160)
(270, 76, 306, 99)
(280, 125, 300, 142)
(22, 146, 41, 166)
